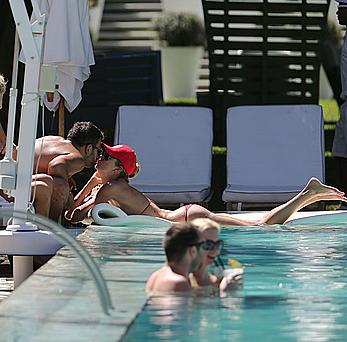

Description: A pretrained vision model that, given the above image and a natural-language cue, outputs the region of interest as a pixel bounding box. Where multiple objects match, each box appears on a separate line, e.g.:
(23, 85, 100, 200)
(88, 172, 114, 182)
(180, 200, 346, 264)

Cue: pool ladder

(0, 208, 114, 315)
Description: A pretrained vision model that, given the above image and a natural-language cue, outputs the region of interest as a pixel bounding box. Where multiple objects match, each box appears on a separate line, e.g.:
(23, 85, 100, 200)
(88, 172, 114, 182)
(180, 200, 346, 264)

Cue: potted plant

(153, 12, 205, 100)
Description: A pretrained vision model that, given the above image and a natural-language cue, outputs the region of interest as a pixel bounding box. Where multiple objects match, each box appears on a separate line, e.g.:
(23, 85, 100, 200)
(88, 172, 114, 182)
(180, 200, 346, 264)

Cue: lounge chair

(222, 104, 325, 210)
(114, 105, 213, 206)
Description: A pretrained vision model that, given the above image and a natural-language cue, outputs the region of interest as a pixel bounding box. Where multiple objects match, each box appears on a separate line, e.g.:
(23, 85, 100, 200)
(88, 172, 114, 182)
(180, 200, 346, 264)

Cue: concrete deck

(0, 223, 168, 342)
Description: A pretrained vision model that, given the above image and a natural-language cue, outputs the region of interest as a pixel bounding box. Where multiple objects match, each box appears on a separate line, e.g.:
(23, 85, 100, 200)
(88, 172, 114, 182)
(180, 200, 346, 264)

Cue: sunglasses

(188, 239, 223, 251)
(92, 145, 104, 158)
(100, 150, 112, 160)
(203, 239, 224, 250)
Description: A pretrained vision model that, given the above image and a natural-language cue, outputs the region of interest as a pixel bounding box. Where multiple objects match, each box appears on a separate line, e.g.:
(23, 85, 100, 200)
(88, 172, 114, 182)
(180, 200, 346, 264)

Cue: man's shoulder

(170, 277, 191, 292)
(40, 135, 66, 142)
(47, 150, 85, 177)
(147, 267, 191, 293)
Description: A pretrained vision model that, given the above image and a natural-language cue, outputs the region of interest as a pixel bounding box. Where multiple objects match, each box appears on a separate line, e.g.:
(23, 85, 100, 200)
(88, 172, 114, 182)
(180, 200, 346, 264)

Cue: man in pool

(66, 144, 347, 226)
(146, 222, 207, 293)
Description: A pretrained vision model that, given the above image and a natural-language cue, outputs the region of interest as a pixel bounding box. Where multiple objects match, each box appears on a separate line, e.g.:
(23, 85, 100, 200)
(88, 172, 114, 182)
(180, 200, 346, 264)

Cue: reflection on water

(122, 224, 347, 342)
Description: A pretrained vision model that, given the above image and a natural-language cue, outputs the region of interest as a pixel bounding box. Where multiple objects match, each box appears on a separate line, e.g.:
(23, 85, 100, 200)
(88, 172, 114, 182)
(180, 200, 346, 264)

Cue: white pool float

(87, 203, 172, 227)
(227, 210, 347, 226)
(286, 210, 347, 225)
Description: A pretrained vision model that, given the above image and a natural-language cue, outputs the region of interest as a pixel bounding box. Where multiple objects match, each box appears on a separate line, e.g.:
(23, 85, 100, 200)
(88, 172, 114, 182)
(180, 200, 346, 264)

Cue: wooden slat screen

(201, 0, 330, 145)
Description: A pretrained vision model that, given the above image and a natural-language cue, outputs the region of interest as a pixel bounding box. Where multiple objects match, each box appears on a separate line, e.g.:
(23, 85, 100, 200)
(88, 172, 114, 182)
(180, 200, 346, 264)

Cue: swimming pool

(123, 224, 347, 341)
(1, 221, 347, 341)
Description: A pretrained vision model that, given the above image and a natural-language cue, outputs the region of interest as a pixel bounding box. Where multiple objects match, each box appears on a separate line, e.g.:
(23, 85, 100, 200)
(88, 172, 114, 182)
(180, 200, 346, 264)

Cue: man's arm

(46, 153, 85, 222)
(47, 153, 85, 180)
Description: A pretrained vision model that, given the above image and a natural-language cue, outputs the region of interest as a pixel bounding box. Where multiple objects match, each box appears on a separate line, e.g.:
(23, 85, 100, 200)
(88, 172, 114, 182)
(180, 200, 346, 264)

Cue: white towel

(21, 0, 95, 112)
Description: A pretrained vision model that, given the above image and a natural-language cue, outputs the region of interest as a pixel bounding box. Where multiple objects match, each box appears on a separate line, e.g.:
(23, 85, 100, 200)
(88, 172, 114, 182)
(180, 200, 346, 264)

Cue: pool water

(122, 224, 347, 341)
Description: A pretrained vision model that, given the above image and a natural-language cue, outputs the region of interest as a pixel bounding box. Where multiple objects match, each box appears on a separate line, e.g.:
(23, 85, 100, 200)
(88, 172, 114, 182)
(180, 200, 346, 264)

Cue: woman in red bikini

(66, 144, 347, 226)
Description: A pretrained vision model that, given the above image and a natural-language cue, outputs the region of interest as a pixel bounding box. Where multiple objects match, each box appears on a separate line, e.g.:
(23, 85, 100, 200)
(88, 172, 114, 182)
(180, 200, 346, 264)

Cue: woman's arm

(65, 171, 102, 220)
(69, 196, 96, 223)
(75, 171, 102, 203)
(68, 182, 114, 223)
(219, 269, 244, 295)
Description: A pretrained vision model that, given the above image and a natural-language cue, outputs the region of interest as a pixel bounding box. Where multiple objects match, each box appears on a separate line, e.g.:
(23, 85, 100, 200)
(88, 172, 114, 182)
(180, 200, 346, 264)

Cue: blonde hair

(192, 218, 221, 233)
(131, 162, 141, 178)
(0, 74, 7, 95)
(114, 159, 141, 179)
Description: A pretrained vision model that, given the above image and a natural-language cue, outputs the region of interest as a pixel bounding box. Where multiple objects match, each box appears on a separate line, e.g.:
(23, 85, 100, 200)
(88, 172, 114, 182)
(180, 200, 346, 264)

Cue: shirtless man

(33, 121, 103, 221)
(67, 144, 347, 226)
(146, 222, 207, 293)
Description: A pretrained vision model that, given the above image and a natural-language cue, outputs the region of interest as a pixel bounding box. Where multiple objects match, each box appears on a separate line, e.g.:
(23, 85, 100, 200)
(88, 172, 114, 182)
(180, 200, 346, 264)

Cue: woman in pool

(190, 218, 243, 295)
(66, 143, 347, 225)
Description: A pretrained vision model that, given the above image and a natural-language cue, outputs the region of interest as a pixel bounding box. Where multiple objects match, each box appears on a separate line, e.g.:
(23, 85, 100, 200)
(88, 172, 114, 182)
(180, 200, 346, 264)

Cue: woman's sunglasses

(189, 239, 224, 251)
(99, 150, 112, 160)
(203, 239, 224, 250)
(92, 145, 104, 158)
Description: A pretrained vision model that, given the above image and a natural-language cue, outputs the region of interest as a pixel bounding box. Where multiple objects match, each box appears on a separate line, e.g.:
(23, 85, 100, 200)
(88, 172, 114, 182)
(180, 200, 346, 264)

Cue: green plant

(153, 12, 205, 47)
(165, 98, 197, 105)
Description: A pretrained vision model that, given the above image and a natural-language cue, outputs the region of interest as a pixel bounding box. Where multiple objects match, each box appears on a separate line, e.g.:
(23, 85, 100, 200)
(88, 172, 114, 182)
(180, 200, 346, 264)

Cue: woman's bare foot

(304, 177, 347, 202)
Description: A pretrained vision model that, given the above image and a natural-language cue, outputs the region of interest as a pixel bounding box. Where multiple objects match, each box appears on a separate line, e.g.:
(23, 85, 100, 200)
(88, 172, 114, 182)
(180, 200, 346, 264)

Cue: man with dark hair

(66, 121, 104, 148)
(33, 121, 104, 221)
(146, 222, 207, 294)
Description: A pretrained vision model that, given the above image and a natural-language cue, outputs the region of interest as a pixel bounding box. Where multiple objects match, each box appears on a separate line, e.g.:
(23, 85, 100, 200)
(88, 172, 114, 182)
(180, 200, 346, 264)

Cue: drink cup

(223, 268, 244, 282)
